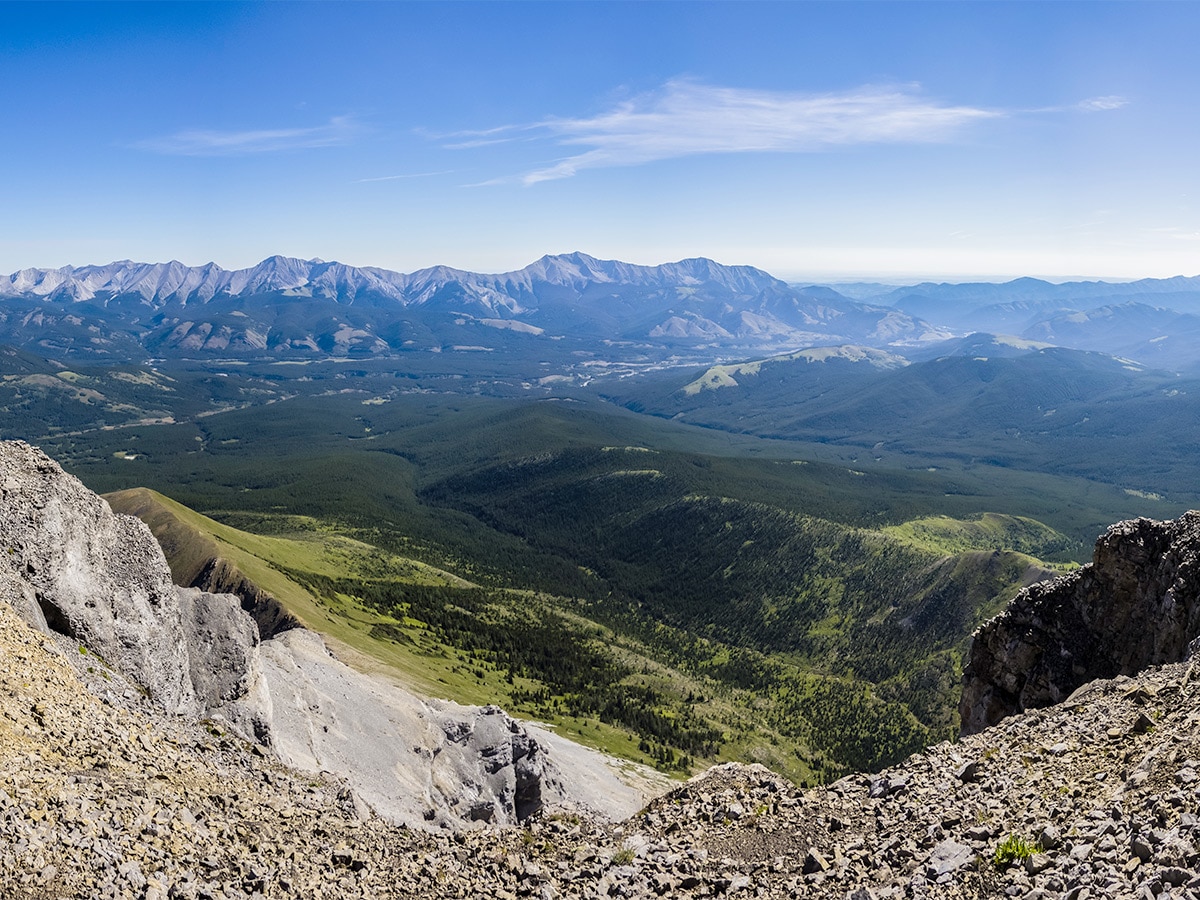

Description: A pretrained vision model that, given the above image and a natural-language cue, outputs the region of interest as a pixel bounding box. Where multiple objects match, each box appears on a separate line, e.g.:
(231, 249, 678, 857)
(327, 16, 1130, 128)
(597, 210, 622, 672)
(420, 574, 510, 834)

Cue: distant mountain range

(0, 253, 944, 360)
(3, 253, 1199, 368)
(2, 253, 783, 309)
(874, 276, 1200, 369)
(880, 274, 1200, 320)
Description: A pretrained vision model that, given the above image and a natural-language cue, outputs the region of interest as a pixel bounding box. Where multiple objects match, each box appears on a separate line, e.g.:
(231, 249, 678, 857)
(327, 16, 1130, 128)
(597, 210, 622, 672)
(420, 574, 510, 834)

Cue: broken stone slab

(925, 840, 975, 878)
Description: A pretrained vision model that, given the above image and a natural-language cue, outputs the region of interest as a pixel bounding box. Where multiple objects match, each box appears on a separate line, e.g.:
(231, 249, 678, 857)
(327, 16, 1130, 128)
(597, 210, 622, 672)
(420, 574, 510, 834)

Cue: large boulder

(960, 511, 1200, 733)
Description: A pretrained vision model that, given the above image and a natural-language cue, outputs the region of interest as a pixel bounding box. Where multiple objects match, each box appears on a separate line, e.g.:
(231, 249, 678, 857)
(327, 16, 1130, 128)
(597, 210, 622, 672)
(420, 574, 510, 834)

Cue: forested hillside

(16, 379, 1162, 782)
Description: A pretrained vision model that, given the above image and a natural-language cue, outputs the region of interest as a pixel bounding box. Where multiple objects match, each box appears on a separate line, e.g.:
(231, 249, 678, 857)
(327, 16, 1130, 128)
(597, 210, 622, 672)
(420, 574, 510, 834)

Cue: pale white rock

(255, 626, 659, 830)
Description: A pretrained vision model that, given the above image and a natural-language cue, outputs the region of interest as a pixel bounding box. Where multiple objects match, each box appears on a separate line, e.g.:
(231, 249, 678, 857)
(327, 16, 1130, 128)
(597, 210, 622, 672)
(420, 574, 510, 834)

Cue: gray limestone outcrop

(961, 510, 1200, 734)
(175, 585, 274, 745)
(102, 486, 301, 639)
(0, 440, 198, 715)
(190, 555, 300, 638)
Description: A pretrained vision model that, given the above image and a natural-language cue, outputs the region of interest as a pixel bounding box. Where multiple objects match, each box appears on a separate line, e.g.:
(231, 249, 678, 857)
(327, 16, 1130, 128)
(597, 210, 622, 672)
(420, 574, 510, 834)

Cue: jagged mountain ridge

(1, 253, 788, 307)
(9, 252, 1200, 368)
(0, 252, 943, 358)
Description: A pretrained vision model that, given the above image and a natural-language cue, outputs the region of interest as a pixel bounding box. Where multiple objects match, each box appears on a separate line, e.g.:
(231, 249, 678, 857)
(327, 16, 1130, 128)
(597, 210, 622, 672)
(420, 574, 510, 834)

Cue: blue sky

(3, 1, 1198, 281)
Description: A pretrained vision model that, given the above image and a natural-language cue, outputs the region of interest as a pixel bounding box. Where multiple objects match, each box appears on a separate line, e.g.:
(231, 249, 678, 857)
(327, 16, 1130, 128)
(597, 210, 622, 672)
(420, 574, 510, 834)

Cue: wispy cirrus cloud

(1026, 95, 1131, 114)
(133, 115, 361, 156)
(355, 170, 455, 183)
(446, 80, 1005, 185)
(1077, 95, 1129, 112)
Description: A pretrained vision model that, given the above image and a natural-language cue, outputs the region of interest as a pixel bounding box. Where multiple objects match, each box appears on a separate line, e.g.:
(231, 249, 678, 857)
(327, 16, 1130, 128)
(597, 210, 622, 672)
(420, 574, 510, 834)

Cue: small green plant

(612, 847, 636, 866)
(993, 834, 1035, 868)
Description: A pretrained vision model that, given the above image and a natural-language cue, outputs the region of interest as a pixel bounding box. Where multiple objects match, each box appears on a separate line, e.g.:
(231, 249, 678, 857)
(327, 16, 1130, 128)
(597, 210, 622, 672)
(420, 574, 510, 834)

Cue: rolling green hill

(607, 341, 1200, 501)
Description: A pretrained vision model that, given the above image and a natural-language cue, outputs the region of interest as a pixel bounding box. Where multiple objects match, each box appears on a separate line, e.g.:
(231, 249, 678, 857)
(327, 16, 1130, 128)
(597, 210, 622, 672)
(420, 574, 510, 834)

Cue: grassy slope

(105, 479, 1061, 784)
(104, 488, 496, 700)
(882, 512, 1078, 566)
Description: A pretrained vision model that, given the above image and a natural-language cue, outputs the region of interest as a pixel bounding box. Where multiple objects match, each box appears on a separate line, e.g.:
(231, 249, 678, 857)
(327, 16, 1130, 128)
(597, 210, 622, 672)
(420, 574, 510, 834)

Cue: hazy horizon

(5, 1, 1198, 282)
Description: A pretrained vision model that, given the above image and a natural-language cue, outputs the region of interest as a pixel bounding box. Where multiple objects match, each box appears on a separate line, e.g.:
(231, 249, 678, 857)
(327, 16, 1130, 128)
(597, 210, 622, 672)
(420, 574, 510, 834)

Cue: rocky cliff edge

(961, 510, 1200, 734)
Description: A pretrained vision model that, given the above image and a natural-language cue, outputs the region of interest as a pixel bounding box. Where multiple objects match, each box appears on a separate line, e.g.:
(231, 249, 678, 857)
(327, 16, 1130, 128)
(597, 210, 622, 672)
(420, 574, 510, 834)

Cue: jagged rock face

(102, 487, 301, 640)
(191, 556, 300, 639)
(0, 440, 198, 714)
(436, 704, 554, 823)
(960, 511, 1200, 733)
(175, 586, 263, 716)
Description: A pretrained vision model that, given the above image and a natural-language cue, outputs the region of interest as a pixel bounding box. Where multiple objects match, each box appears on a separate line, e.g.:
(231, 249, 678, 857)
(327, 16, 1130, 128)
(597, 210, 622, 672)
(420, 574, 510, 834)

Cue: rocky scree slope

(0, 440, 651, 831)
(8, 566, 1200, 897)
(962, 511, 1200, 734)
(7, 442, 1200, 897)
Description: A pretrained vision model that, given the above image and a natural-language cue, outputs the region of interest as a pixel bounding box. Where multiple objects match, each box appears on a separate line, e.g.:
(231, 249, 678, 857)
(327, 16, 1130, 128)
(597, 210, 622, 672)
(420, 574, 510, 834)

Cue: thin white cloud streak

(1077, 95, 1129, 111)
(418, 123, 536, 150)
(444, 137, 522, 150)
(356, 170, 455, 183)
(1027, 95, 1131, 114)
(449, 81, 1005, 185)
(133, 115, 360, 156)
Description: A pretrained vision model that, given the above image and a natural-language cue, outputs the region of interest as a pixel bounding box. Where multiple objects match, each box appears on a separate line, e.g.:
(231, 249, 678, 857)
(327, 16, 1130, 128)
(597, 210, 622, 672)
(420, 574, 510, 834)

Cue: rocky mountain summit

(5, 570, 1200, 899)
(5, 440, 1200, 898)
